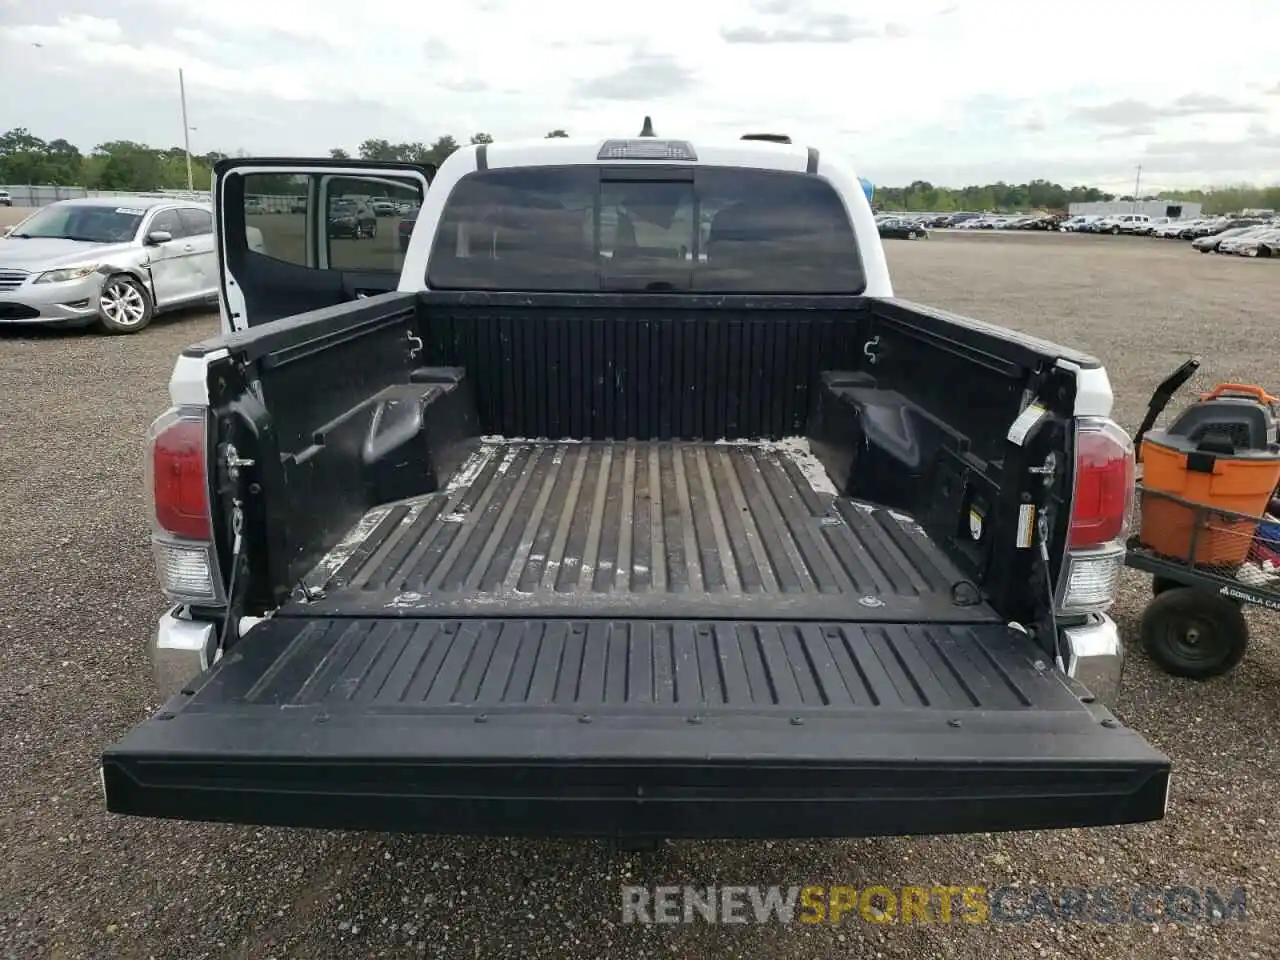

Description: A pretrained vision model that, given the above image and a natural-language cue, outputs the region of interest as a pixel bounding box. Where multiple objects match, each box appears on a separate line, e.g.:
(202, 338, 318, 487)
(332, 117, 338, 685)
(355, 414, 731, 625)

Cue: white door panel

(149, 240, 204, 306)
(177, 207, 218, 298)
(146, 209, 203, 307)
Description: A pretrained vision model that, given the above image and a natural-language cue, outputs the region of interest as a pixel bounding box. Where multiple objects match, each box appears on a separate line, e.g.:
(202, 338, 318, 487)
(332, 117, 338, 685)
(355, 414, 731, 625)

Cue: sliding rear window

(425, 165, 864, 293)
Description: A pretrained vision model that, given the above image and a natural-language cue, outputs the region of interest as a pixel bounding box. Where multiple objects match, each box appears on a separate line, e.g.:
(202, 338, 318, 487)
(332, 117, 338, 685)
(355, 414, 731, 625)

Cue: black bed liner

(102, 614, 1171, 838)
(289, 440, 994, 623)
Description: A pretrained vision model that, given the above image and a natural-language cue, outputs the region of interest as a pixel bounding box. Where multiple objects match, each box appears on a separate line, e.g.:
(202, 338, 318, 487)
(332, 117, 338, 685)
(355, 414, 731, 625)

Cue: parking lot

(0, 227, 1276, 959)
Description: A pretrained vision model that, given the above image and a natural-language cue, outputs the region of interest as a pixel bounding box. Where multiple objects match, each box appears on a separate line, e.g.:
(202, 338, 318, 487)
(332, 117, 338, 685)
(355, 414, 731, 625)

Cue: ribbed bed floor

(287, 440, 995, 623)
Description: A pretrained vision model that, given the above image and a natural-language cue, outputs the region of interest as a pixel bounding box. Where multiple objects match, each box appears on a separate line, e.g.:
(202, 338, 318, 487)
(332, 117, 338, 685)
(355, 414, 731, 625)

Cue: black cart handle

(1134, 356, 1202, 460)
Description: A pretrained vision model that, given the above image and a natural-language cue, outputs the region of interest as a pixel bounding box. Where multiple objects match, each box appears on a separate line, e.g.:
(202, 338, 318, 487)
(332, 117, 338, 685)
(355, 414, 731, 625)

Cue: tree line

(2, 127, 1277, 215)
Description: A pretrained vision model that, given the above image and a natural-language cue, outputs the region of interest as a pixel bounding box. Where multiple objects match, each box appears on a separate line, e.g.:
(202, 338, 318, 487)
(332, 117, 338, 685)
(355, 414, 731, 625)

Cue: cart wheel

(1152, 576, 1182, 596)
(1140, 587, 1248, 679)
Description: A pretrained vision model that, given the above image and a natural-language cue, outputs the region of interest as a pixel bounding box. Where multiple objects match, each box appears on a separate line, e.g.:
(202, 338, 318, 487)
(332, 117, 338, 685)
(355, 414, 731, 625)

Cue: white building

(1068, 199, 1202, 220)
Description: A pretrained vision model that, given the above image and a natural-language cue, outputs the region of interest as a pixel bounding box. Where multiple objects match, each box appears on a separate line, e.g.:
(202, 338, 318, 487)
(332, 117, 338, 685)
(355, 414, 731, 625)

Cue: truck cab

(103, 130, 1170, 842)
(1097, 214, 1150, 235)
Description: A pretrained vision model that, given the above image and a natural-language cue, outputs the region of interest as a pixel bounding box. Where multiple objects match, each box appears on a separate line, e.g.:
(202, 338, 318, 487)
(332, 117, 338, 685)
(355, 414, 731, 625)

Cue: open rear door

(214, 158, 434, 331)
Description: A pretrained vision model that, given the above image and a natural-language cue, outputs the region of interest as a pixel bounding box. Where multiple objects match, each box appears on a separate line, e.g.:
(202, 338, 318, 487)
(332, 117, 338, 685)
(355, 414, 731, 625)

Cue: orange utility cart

(1127, 367, 1280, 680)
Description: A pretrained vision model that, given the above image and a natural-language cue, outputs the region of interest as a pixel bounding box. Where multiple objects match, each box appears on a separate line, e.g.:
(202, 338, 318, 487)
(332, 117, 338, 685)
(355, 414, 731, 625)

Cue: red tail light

(149, 411, 212, 540)
(1070, 418, 1135, 548)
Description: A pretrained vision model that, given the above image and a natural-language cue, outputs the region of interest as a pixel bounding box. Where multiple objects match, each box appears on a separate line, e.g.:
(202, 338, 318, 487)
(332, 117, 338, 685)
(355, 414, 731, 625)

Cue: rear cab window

(426, 165, 864, 293)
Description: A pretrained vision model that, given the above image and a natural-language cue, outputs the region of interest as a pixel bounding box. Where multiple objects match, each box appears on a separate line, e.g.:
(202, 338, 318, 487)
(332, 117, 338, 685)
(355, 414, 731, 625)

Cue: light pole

(179, 68, 194, 192)
(1133, 164, 1142, 212)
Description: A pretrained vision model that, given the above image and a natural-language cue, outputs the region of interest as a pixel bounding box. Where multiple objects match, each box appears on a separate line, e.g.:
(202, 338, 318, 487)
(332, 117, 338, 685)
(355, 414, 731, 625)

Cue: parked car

(1219, 226, 1280, 256)
(1180, 218, 1231, 240)
(327, 197, 377, 239)
(1060, 216, 1104, 232)
(1093, 214, 1149, 235)
(1024, 215, 1064, 231)
(1131, 217, 1174, 236)
(372, 199, 399, 217)
(0, 196, 219, 333)
(398, 206, 418, 253)
(1192, 224, 1270, 253)
(1151, 219, 1196, 238)
(877, 217, 928, 239)
(0, 189, 12, 207)
(103, 131, 1169, 845)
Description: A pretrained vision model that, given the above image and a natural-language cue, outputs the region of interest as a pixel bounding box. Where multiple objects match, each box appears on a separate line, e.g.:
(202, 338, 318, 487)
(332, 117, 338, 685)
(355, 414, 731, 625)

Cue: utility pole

(1133, 164, 1142, 212)
(179, 68, 194, 192)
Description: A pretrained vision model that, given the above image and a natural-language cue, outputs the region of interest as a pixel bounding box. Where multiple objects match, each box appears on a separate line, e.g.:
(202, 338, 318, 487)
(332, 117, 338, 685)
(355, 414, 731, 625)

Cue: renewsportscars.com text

(621, 885, 1247, 925)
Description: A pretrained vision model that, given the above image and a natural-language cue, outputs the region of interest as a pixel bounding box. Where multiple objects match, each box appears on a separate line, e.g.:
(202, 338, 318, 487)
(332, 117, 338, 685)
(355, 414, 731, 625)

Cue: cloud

(721, 9, 900, 44)
(436, 77, 490, 94)
(573, 50, 697, 101)
(1071, 93, 1265, 128)
(421, 38, 451, 59)
(2, 0, 1280, 189)
(171, 27, 217, 49)
(1144, 133, 1280, 162)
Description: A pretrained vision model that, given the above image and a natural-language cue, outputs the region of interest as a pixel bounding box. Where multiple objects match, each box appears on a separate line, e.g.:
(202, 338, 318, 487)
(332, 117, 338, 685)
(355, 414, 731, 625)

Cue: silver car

(0, 196, 218, 333)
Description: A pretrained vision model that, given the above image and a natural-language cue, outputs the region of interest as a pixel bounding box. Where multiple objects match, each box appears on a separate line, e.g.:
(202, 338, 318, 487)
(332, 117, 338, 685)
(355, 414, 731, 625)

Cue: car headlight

(34, 264, 99, 284)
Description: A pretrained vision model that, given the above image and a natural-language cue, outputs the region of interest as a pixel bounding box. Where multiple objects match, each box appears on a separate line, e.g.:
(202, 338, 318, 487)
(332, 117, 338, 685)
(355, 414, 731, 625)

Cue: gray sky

(2, 0, 1278, 191)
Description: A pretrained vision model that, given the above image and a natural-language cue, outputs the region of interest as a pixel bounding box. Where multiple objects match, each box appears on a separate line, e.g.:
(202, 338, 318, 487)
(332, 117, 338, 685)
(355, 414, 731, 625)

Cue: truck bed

(288, 439, 997, 624)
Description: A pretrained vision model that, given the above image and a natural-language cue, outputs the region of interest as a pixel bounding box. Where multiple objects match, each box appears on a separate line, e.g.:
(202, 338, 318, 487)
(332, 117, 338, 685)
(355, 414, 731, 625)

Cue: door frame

(213, 158, 435, 332)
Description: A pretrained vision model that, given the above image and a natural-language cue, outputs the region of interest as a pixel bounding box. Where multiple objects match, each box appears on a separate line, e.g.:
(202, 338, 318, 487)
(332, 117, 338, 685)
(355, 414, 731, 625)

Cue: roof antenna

(639, 116, 655, 137)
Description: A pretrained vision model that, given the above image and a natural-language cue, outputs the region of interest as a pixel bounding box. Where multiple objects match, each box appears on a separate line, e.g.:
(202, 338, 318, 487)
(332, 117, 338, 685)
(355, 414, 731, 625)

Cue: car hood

(0, 237, 137, 271)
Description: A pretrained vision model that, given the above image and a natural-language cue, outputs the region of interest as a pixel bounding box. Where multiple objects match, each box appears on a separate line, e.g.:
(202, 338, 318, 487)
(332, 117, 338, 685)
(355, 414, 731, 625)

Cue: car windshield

(8, 203, 144, 243)
(426, 165, 864, 293)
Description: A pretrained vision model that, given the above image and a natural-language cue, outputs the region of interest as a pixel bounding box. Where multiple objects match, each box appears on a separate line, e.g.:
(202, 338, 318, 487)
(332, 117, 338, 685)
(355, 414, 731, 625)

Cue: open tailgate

(103, 616, 1170, 839)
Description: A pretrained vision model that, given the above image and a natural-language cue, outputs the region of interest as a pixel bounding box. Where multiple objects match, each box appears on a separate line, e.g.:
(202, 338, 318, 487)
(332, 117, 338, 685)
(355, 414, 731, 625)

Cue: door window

(240, 173, 311, 267)
(178, 207, 213, 236)
(324, 175, 423, 273)
(149, 209, 187, 241)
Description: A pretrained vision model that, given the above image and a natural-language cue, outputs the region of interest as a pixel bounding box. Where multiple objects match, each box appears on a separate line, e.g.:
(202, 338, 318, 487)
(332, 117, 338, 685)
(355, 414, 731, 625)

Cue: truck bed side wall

(811, 298, 1080, 624)
(197, 293, 476, 606)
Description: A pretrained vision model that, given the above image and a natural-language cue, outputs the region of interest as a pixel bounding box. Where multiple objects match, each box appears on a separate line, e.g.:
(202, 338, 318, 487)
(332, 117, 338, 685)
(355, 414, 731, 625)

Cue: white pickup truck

(102, 124, 1170, 843)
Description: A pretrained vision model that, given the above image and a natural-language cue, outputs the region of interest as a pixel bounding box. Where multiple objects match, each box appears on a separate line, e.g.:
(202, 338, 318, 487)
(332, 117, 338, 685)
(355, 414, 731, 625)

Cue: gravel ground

(1, 230, 1277, 959)
(0, 207, 35, 229)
